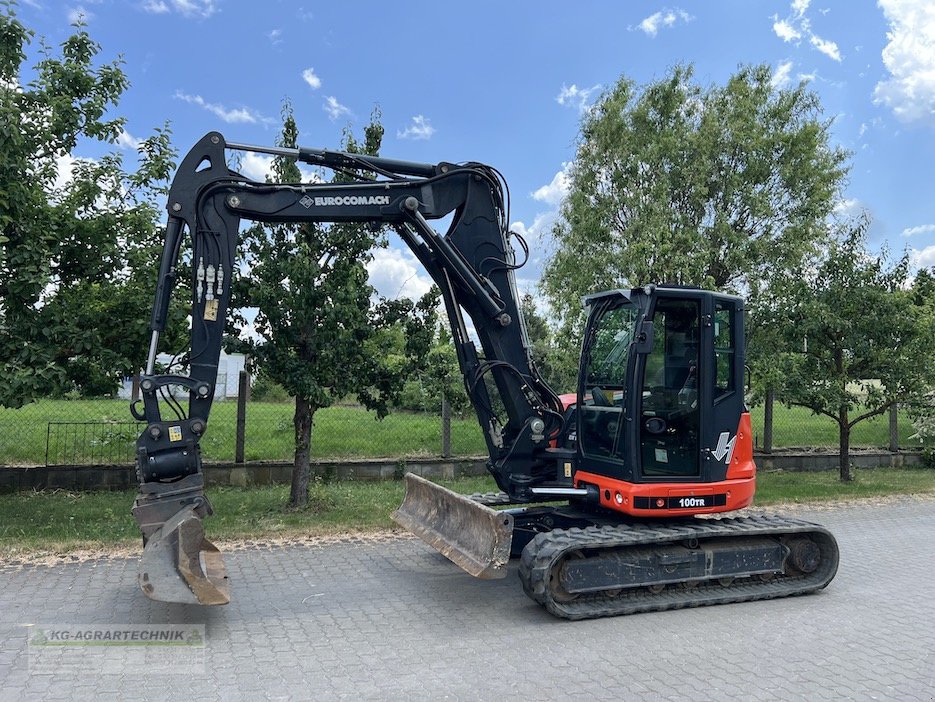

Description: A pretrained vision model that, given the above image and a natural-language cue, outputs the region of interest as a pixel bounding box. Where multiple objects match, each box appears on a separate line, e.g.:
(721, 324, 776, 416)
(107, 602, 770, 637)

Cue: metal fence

(0, 382, 929, 468)
(0, 387, 486, 468)
(751, 391, 931, 454)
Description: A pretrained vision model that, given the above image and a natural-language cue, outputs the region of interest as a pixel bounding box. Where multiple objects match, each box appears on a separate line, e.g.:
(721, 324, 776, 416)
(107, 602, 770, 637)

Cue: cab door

(576, 294, 642, 482)
(702, 294, 747, 482)
(635, 295, 703, 480)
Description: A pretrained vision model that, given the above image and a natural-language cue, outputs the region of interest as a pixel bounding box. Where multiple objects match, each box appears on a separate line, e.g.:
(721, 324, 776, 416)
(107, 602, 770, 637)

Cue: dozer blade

(137, 505, 230, 605)
(392, 473, 513, 579)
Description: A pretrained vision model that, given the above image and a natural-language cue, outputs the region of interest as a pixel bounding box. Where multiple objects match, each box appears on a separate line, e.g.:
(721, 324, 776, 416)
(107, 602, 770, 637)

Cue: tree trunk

(838, 405, 852, 482)
(289, 396, 315, 508)
(889, 403, 899, 453)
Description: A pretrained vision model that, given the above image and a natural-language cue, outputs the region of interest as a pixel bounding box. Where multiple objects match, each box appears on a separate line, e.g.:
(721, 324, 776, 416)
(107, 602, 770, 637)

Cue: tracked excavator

(131, 132, 839, 619)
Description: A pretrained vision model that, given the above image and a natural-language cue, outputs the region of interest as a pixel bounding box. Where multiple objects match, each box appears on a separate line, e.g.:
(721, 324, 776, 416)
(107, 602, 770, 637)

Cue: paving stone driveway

(1, 496, 933, 701)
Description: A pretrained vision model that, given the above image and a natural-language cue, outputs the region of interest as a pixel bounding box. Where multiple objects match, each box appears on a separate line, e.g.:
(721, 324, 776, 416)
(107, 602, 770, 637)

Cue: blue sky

(15, 0, 935, 301)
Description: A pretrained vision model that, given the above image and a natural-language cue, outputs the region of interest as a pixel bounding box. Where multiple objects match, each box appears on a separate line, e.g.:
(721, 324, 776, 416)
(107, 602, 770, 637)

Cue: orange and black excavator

(130, 132, 838, 619)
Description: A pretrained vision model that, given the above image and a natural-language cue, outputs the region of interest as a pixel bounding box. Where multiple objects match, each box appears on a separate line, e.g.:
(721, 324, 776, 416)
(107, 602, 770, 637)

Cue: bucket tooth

(137, 505, 230, 605)
(392, 473, 513, 579)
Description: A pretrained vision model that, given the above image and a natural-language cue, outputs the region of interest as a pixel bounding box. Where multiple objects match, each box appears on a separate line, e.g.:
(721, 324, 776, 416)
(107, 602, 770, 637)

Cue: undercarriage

(517, 513, 838, 620)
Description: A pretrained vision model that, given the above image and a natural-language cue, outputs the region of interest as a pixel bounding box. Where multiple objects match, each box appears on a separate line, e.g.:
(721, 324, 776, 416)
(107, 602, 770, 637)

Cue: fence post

(889, 403, 899, 453)
(762, 387, 774, 454)
(235, 370, 248, 464)
(441, 393, 451, 458)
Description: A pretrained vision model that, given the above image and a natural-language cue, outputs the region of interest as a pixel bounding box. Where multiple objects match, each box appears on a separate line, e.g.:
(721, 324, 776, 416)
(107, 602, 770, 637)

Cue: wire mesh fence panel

(314, 407, 436, 458)
(235, 401, 486, 461)
(45, 421, 144, 466)
(749, 402, 920, 450)
(447, 412, 487, 456)
(236, 401, 294, 462)
(0, 399, 134, 466)
(0, 396, 480, 466)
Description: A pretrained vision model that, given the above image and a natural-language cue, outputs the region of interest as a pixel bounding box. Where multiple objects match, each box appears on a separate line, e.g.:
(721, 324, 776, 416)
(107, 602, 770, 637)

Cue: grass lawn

(1, 468, 932, 558)
(0, 397, 924, 467)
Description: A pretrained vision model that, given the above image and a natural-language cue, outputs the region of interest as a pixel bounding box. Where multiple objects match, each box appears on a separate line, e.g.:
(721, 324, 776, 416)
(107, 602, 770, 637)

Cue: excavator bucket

(137, 504, 230, 606)
(392, 473, 514, 579)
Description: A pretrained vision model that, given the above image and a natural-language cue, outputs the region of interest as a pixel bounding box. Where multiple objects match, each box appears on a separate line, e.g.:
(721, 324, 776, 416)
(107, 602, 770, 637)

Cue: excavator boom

(131, 132, 562, 604)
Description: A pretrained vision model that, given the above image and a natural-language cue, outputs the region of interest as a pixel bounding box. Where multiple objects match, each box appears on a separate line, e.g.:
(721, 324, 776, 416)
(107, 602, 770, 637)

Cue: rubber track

(518, 514, 839, 620)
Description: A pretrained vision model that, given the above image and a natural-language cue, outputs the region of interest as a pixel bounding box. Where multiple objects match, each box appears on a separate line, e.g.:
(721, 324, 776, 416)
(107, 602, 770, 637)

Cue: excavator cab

(573, 286, 755, 516)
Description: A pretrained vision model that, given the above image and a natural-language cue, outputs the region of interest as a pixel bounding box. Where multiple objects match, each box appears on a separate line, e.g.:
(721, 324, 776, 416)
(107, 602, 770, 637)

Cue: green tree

(417, 322, 470, 415)
(0, 8, 177, 405)
(543, 63, 848, 334)
(765, 225, 935, 480)
(229, 105, 436, 508)
(906, 267, 935, 447)
(520, 294, 576, 393)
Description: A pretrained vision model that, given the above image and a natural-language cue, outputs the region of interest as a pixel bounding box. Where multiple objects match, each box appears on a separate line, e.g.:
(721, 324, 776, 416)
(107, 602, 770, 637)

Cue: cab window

(714, 301, 735, 399)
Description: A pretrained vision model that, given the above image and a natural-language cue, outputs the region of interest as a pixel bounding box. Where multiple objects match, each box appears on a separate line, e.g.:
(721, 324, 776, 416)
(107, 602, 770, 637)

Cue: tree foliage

(543, 63, 848, 334)
(763, 225, 935, 480)
(520, 294, 577, 393)
(229, 105, 437, 507)
(405, 296, 578, 421)
(404, 322, 471, 415)
(905, 267, 935, 447)
(0, 8, 177, 405)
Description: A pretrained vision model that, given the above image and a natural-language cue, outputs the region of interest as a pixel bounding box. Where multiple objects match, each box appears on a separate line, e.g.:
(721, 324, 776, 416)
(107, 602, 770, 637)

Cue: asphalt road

(1, 496, 933, 701)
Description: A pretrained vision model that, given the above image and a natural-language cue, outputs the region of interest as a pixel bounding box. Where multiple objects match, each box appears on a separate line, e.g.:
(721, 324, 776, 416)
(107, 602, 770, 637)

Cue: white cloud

(116, 129, 142, 150)
(366, 247, 434, 301)
(809, 33, 842, 62)
(510, 212, 555, 245)
(771, 2, 843, 62)
(772, 17, 801, 42)
(142, 0, 217, 18)
(68, 6, 92, 23)
(511, 165, 573, 247)
(532, 164, 571, 207)
(772, 60, 795, 89)
(301, 67, 321, 90)
(830, 200, 889, 244)
(174, 91, 272, 124)
(556, 83, 601, 112)
(142, 0, 169, 13)
(636, 8, 692, 37)
(874, 0, 935, 126)
(236, 150, 321, 183)
(323, 96, 352, 121)
(397, 115, 435, 140)
(903, 223, 935, 237)
(267, 29, 283, 46)
(832, 197, 868, 222)
(911, 244, 935, 268)
(51, 153, 78, 194)
(238, 152, 274, 182)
